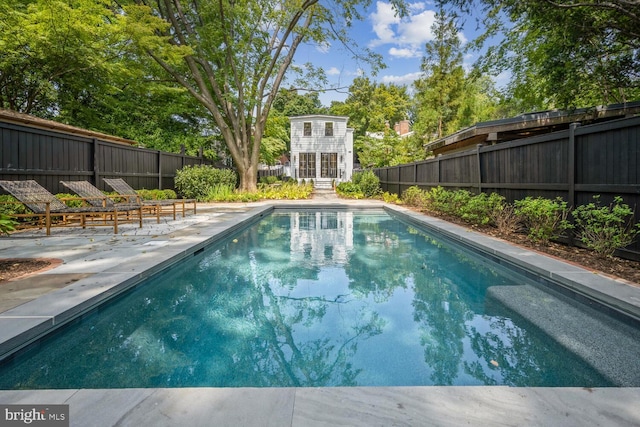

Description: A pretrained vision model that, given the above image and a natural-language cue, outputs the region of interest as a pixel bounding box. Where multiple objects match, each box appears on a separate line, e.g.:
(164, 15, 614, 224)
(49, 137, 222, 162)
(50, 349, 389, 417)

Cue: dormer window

(303, 122, 312, 136)
(325, 122, 333, 136)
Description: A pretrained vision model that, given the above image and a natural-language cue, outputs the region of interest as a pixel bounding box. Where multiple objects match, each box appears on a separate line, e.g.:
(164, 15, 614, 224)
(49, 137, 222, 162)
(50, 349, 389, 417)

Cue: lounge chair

(103, 178, 196, 218)
(0, 180, 143, 235)
(60, 180, 162, 223)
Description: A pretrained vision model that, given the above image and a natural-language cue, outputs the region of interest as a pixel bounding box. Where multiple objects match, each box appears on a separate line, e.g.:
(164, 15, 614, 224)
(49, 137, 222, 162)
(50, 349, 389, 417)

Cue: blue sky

(292, 1, 500, 106)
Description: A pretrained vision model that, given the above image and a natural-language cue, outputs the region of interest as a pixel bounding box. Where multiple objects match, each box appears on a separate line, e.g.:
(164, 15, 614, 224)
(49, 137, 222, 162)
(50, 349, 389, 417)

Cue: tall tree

(0, 0, 211, 157)
(442, 0, 640, 108)
(122, 0, 396, 191)
(413, 8, 465, 140)
(330, 77, 410, 137)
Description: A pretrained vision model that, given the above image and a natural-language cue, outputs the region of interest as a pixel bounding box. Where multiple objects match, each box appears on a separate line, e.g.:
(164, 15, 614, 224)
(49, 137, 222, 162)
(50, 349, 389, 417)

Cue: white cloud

(326, 67, 341, 76)
(397, 10, 437, 46)
(388, 47, 420, 58)
(369, 3, 467, 50)
(369, 1, 401, 47)
(381, 71, 423, 86)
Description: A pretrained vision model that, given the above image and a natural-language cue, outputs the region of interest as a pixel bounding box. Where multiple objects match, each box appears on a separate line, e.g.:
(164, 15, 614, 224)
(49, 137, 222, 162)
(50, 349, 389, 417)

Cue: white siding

(289, 115, 354, 187)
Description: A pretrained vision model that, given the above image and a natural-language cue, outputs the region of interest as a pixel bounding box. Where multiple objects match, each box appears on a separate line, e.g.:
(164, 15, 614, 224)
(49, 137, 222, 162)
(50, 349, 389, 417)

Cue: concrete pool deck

(1, 190, 639, 426)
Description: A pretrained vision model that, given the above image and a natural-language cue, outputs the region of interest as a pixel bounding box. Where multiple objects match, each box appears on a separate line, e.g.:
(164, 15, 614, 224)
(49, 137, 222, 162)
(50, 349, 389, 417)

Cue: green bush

(55, 193, 84, 208)
(382, 192, 401, 204)
(459, 192, 505, 226)
(572, 195, 640, 257)
(0, 213, 17, 235)
(174, 165, 237, 201)
(351, 170, 381, 198)
(259, 182, 313, 200)
(401, 186, 428, 207)
(135, 189, 177, 200)
(0, 195, 29, 216)
(514, 196, 572, 244)
(336, 181, 364, 199)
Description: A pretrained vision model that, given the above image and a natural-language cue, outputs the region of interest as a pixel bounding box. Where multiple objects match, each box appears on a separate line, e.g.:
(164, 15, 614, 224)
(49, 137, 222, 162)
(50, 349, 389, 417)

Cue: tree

(0, 0, 212, 157)
(413, 8, 465, 141)
(441, 0, 640, 108)
(122, 0, 396, 191)
(330, 77, 410, 137)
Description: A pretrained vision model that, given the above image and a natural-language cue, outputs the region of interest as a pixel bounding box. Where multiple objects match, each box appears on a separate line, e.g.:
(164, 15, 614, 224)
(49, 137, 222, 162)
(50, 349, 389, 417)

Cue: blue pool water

(1, 210, 639, 389)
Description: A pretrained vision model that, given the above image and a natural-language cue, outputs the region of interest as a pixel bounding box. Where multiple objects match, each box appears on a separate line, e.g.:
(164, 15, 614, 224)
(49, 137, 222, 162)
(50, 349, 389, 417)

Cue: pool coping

(1, 200, 640, 425)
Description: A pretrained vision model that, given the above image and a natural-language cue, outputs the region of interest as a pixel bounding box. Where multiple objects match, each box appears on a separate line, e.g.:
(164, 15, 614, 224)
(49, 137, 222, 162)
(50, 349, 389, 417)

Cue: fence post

(158, 151, 163, 190)
(476, 144, 483, 194)
(568, 122, 580, 208)
(92, 138, 100, 187)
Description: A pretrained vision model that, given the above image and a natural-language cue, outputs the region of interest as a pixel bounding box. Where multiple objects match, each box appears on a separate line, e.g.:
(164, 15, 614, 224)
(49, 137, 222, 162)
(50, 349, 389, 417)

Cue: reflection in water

(0, 211, 637, 389)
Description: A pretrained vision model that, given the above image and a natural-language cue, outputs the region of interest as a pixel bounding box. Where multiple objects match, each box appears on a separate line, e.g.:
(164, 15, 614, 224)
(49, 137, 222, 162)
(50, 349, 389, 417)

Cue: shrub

(401, 186, 428, 208)
(424, 186, 451, 213)
(135, 189, 177, 200)
(352, 170, 381, 198)
(0, 195, 29, 216)
(0, 213, 17, 235)
(491, 202, 521, 235)
(163, 189, 177, 199)
(514, 196, 572, 244)
(572, 195, 640, 257)
(382, 192, 400, 204)
(459, 192, 505, 226)
(55, 193, 84, 208)
(259, 182, 313, 200)
(174, 165, 237, 201)
(336, 181, 364, 199)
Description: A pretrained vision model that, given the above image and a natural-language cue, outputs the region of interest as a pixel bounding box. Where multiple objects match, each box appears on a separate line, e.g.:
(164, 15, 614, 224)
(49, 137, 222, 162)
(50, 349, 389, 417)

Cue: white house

(289, 115, 354, 189)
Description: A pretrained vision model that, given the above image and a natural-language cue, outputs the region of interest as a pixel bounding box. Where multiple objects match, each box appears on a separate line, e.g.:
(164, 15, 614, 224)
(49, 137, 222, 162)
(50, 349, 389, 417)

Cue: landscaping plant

(401, 186, 428, 208)
(572, 195, 640, 257)
(514, 196, 572, 244)
(0, 213, 17, 235)
(174, 165, 237, 201)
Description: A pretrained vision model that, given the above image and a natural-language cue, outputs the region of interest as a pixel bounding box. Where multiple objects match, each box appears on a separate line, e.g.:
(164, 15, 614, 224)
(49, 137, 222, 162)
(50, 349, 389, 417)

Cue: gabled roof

(0, 109, 137, 146)
(424, 101, 640, 155)
(289, 114, 349, 121)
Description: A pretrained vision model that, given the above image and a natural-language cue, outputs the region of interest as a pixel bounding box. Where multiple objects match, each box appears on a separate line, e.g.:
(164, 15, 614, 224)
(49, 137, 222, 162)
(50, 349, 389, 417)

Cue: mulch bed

(0, 259, 59, 282)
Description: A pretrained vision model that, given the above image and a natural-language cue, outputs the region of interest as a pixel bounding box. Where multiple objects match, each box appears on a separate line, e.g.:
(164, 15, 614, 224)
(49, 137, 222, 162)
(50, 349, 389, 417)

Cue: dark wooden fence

(372, 115, 640, 258)
(0, 120, 210, 195)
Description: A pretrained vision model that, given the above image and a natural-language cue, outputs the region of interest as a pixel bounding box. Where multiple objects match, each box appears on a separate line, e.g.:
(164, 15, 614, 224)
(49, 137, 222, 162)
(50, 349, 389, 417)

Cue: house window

(303, 122, 312, 136)
(299, 152, 316, 178)
(324, 122, 333, 136)
(321, 153, 337, 178)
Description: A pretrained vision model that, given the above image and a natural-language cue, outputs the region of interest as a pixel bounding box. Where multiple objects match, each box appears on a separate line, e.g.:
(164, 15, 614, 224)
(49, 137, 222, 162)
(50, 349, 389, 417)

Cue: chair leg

(46, 203, 51, 236)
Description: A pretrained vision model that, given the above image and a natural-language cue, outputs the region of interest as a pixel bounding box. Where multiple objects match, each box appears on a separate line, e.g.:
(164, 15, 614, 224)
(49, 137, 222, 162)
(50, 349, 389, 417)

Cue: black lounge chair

(0, 180, 143, 235)
(103, 178, 196, 218)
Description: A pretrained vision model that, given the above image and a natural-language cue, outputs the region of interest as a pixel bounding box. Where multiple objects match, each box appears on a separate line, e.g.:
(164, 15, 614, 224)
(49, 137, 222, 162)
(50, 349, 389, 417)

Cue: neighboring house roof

(0, 109, 137, 146)
(424, 101, 640, 155)
(289, 114, 349, 121)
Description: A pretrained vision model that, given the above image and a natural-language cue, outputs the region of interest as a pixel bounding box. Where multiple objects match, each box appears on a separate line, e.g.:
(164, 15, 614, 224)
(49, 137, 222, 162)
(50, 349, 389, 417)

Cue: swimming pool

(1, 209, 639, 389)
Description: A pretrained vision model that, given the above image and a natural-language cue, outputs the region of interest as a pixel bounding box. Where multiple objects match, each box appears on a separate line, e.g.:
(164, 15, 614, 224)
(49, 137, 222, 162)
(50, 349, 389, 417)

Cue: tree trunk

(237, 162, 258, 192)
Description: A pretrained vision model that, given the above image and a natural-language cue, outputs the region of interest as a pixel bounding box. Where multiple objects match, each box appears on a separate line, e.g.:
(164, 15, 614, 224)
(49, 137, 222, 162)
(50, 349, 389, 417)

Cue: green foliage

(514, 197, 573, 244)
(0, 213, 17, 235)
(0, 195, 29, 216)
(458, 192, 505, 226)
(401, 186, 429, 208)
(174, 165, 237, 201)
(55, 193, 84, 208)
(382, 192, 401, 204)
(351, 171, 381, 198)
(259, 182, 314, 200)
(572, 196, 640, 257)
(260, 175, 280, 185)
(336, 182, 365, 199)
